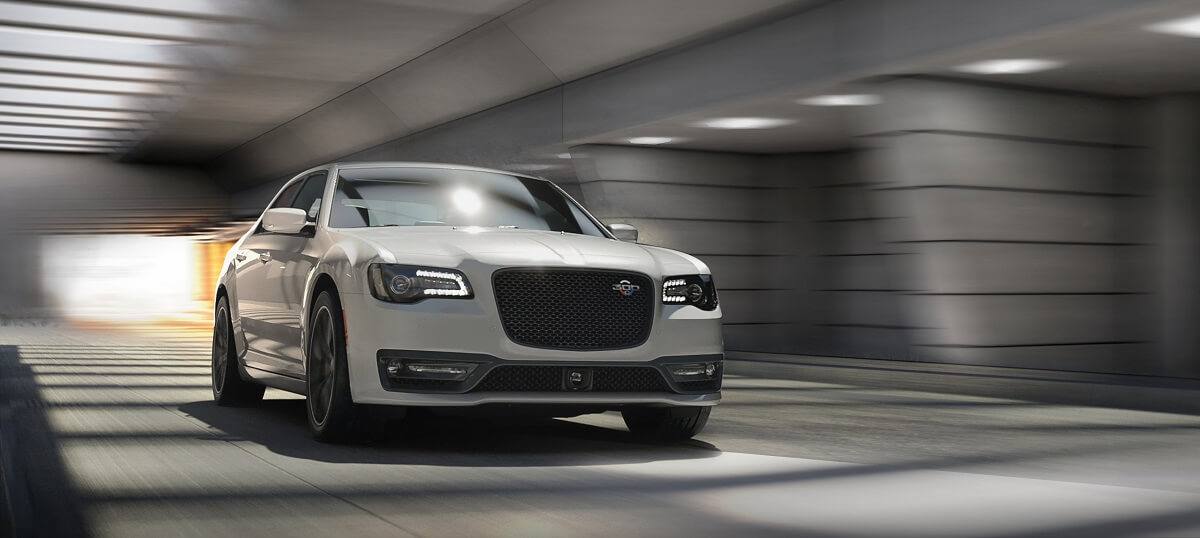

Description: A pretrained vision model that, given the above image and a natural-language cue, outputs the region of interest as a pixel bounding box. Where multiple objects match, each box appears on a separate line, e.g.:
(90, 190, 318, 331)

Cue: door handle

(258, 252, 272, 263)
(234, 252, 246, 262)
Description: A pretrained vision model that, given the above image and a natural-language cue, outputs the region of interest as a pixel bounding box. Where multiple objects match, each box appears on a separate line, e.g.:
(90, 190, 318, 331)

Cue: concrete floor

(3, 325, 1200, 538)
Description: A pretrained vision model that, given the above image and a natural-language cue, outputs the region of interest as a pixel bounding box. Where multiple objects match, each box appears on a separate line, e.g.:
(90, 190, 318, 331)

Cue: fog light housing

(667, 362, 721, 380)
(385, 358, 477, 381)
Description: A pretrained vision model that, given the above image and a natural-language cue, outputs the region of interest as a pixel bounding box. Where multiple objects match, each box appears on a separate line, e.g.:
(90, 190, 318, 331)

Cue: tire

(306, 290, 379, 442)
(212, 296, 265, 406)
(622, 406, 711, 441)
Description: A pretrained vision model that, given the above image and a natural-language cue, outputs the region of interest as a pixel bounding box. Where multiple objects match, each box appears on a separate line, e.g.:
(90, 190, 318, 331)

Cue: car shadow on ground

(178, 397, 721, 467)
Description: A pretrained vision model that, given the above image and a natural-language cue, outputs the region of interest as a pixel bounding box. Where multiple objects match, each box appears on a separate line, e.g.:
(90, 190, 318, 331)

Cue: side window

(269, 180, 304, 210)
(291, 172, 327, 223)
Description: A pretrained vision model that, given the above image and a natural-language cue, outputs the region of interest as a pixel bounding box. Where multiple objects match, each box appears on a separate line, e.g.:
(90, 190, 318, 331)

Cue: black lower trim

(375, 350, 722, 395)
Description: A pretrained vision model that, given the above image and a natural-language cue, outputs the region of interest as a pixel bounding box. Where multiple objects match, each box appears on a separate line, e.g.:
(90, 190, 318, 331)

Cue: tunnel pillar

(1149, 95, 1200, 378)
(850, 77, 1157, 375)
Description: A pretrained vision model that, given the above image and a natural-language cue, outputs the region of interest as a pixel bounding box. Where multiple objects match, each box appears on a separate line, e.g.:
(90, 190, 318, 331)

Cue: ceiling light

(0, 24, 183, 45)
(797, 94, 882, 106)
(626, 136, 677, 145)
(0, 135, 130, 147)
(0, 142, 109, 153)
(0, 73, 174, 95)
(0, 2, 234, 43)
(0, 57, 188, 82)
(0, 28, 188, 67)
(691, 117, 795, 129)
(1145, 14, 1200, 37)
(0, 124, 137, 140)
(0, 104, 156, 122)
(555, 153, 572, 159)
(0, 87, 164, 111)
(0, 115, 145, 130)
(953, 59, 1063, 75)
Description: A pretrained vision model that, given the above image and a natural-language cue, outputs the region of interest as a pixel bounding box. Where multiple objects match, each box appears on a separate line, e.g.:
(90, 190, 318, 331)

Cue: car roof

(329, 161, 544, 181)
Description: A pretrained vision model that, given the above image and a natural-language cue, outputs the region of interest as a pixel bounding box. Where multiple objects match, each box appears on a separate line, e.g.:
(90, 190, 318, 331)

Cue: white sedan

(212, 162, 723, 442)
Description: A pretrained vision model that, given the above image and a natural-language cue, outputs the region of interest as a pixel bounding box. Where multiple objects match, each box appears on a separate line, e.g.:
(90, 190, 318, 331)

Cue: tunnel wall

(854, 78, 1157, 375)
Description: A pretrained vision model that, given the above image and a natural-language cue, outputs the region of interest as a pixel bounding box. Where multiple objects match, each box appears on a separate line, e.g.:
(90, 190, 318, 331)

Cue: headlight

(368, 264, 473, 303)
(662, 274, 718, 311)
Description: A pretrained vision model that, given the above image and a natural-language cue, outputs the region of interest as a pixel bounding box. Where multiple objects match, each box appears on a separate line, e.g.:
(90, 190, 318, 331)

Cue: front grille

(471, 365, 671, 393)
(493, 269, 653, 350)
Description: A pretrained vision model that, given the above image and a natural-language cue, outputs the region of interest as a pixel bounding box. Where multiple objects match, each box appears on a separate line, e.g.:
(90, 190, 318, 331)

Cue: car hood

(339, 227, 706, 276)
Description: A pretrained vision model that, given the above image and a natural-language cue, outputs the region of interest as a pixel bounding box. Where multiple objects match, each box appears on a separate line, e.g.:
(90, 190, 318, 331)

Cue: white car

(212, 162, 723, 442)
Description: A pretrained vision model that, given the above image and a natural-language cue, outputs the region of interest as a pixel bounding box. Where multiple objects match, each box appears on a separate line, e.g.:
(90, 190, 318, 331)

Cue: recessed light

(691, 117, 795, 129)
(953, 59, 1063, 75)
(555, 153, 572, 159)
(626, 136, 678, 145)
(1145, 14, 1200, 37)
(797, 94, 882, 106)
(0, 24, 185, 46)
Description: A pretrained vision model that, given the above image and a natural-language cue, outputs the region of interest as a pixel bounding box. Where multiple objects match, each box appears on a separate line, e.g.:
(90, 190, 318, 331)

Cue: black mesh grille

(471, 365, 671, 393)
(493, 269, 653, 350)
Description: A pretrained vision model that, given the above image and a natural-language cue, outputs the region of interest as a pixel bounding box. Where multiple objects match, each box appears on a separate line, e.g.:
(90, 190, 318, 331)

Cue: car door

(268, 171, 328, 374)
(235, 177, 305, 374)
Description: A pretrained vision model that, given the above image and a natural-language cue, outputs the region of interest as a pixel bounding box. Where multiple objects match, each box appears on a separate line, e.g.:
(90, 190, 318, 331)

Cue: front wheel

(306, 290, 379, 442)
(212, 296, 265, 406)
(622, 406, 711, 441)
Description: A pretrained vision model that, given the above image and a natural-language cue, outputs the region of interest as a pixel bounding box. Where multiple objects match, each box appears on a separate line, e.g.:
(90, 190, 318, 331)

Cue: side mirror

(262, 207, 308, 234)
(607, 223, 639, 243)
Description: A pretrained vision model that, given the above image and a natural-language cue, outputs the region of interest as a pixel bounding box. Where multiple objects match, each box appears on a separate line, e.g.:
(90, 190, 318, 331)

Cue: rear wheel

(622, 406, 711, 441)
(212, 296, 265, 406)
(306, 290, 379, 442)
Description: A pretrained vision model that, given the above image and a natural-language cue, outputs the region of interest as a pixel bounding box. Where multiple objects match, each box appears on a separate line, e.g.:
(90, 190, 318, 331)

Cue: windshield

(328, 167, 607, 237)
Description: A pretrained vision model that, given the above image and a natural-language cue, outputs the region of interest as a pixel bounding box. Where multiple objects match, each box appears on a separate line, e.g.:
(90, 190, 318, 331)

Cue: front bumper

(339, 280, 724, 407)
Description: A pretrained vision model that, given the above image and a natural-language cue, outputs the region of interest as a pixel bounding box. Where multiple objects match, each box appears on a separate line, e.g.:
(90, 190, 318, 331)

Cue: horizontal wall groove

(891, 240, 1149, 247)
(818, 323, 931, 330)
(903, 292, 1151, 296)
(813, 182, 891, 189)
(817, 253, 914, 257)
(817, 289, 918, 293)
(692, 253, 793, 258)
(857, 129, 1143, 149)
(604, 216, 791, 224)
(813, 217, 904, 223)
(918, 341, 1149, 349)
(873, 184, 1145, 198)
(723, 322, 793, 326)
(578, 178, 796, 190)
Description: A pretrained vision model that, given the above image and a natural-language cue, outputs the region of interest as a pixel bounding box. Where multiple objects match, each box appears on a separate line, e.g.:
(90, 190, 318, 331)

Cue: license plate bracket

(562, 367, 594, 391)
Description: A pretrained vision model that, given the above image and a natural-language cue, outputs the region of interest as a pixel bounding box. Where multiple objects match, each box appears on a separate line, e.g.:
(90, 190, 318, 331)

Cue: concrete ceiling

(0, 0, 815, 164)
(558, 0, 1200, 158)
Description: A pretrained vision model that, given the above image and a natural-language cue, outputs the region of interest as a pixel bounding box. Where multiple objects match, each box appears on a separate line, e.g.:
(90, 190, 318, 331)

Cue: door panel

(233, 234, 291, 372)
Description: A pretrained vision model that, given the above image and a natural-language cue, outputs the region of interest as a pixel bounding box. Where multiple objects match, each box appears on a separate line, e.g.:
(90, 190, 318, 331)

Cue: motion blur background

(6, 2, 1200, 536)
(3, 0, 1199, 380)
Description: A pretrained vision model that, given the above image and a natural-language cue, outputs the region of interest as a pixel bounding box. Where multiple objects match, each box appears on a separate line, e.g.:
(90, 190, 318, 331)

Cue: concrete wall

(854, 78, 1157, 375)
